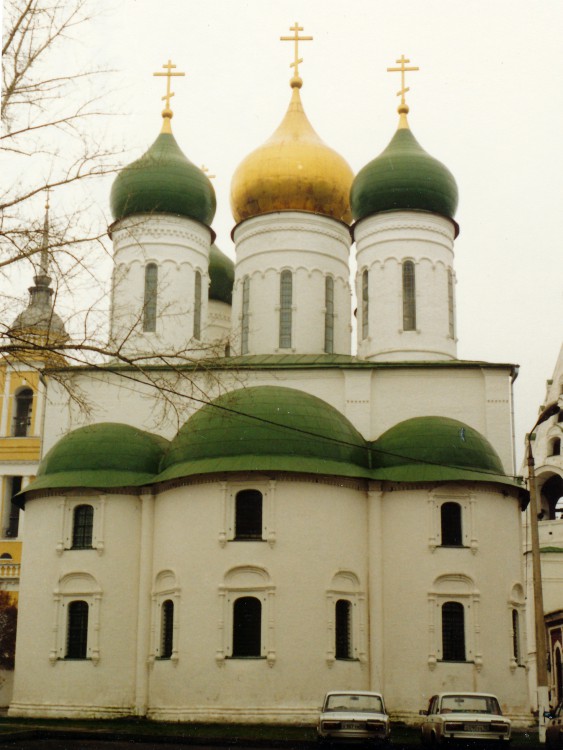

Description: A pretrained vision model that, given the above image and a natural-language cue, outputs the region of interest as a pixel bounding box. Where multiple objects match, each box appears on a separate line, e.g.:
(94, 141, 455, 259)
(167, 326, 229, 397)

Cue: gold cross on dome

(280, 22, 313, 82)
(153, 60, 185, 113)
(387, 54, 419, 110)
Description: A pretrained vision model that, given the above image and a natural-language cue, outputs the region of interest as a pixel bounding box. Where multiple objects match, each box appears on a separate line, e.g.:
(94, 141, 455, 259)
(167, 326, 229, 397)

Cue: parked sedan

(420, 692, 511, 745)
(317, 690, 390, 744)
(547, 702, 563, 748)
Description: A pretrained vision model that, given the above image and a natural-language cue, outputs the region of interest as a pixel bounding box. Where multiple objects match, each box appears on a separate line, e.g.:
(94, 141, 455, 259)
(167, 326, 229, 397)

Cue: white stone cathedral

(9, 48, 531, 724)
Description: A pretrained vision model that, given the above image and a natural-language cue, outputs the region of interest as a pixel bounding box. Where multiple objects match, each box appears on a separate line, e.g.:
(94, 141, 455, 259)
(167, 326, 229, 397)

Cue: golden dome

(230, 80, 354, 225)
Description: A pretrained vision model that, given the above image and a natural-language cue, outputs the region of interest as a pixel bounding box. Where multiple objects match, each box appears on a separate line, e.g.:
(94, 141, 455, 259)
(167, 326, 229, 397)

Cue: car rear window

(440, 695, 501, 714)
(325, 694, 383, 713)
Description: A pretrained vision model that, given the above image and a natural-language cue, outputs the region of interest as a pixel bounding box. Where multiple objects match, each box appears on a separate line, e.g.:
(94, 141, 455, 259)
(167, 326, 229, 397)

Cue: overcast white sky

(14, 0, 563, 465)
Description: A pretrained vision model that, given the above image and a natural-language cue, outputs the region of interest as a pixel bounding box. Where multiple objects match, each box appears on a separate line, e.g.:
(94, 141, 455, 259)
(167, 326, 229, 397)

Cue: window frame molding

(427, 490, 477, 553)
(57, 495, 105, 555)
(150, 569, 180, 664)
(219, 479, 276, 548)
(216, 565, 275, 667)
(325, 570, 367, 667)
(508, 583, 526, 671)
(427, 574, 481, 671)
(51, 572, 101, 665)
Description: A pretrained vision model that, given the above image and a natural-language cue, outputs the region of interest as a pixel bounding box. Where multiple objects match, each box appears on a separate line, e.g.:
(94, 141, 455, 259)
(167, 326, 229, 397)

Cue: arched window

(13, 388, 33, 437)
(241, 276, 250, 355)
(160, 599, 174, 659)
(440, 502, 462, 546)
(193, 271, 202, 339)
(550, 438, 561, 456)
(66, 600, 89, 659)
(72, 505, 93, 549)
(232, 596, 261, 657)
(143, 263, 158, 332)
(512, 609, 521, 666)
(442, 601, 465, 661)
(235, 490, 263, 540)
(361, 270, 369, 340)
(447, 269, 455, 339)
(0, 553, 12, 559)
(324, 276, 334, 354)
(556, 648, 563, 704)
(335, 599, 352, 659)
(279, 270, 293, 349)
(402, 260, 416, 331)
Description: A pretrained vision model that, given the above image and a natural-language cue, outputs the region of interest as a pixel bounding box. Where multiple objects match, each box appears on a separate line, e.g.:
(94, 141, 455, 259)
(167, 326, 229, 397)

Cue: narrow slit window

(66, 600, 89, 659)
(232, 596, 261, 657)
(512, 609, 521, 665)
(442, 601, 465, 661)
(6, 476, 21, 538)
(143, 263, 158, 332)
(279, 270, 293, 349)
(335, 599, 352, 659)
(324, 276, 334, 354)
(241, 276, 250, 355)
(361, 270, 369, 340)
(193, 271, 202, 339)
(160, 599, 174, 659)
(447, 269, 455, 339)
(402, 261, 416, 331)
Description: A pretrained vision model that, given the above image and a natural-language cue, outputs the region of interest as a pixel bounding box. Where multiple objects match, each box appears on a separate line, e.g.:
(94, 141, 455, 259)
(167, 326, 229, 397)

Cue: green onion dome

(209, 244, 234, 305)
(157, 386, 371, 482)
(351, 115, 458, 224)
(110, 131, 216, 226)
(19, 423, 169, 500)
(371, 416, 519, 487)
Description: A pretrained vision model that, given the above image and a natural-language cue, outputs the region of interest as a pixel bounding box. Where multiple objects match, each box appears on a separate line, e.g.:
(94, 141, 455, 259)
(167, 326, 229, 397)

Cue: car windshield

(440, 695, 502, 715)
(325, 694, 384, 713)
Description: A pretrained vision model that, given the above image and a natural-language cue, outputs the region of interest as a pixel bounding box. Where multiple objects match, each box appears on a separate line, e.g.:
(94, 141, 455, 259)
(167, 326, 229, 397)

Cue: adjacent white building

(9, 60, 531, 724)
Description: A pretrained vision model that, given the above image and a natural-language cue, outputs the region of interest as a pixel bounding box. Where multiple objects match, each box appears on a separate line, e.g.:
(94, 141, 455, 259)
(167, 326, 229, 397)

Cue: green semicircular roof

(209, 244, 234, 304)
(351, 127, 458, 223)
(21, 423, 170, 497)
(110, 132, 216, 226)
(371, 416, 519, 487)
(157, 386, 371, 482)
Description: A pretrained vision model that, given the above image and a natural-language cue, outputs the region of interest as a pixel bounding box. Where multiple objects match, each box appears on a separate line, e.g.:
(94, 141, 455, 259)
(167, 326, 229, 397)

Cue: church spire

(9, 192, 69, 347)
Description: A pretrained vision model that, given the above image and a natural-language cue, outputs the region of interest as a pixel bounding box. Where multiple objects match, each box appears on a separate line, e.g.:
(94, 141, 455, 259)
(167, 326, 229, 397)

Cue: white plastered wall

(109, 214, 212, 359)
(232, 212, 352, 356)
(355, 211, 457, 361)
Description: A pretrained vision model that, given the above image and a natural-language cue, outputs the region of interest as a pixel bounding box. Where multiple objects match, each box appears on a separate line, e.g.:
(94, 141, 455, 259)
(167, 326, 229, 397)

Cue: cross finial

(280, 22, 313, 89)
(387, 54, 419, 115)
(153, 59, 186, 133)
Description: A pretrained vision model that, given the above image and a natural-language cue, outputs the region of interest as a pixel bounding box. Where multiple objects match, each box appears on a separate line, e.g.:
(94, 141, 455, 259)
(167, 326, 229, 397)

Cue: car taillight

(490, 722, 509, 733)
(366, 721, 386, 730)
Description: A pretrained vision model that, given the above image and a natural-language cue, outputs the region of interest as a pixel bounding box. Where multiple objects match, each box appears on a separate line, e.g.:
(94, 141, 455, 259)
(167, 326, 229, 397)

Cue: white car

(317, 690, 390, 745)
(420, 692, 511, 745)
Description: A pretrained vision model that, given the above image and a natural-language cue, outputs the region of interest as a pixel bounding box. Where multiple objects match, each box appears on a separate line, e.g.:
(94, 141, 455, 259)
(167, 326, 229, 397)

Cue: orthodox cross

(153, 60, 185, 115)
(280, 22, 313, 82)
(387, 55, 419, 110)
